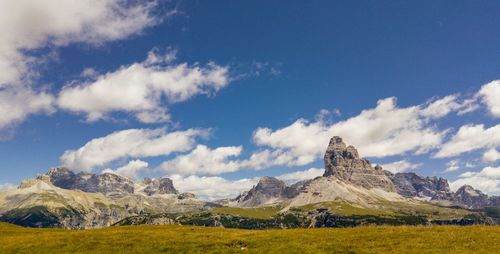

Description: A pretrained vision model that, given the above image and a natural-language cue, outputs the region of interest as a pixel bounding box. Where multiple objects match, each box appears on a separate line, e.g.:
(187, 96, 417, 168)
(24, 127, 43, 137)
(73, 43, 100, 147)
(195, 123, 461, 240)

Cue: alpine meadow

(0, 1, 499, 253)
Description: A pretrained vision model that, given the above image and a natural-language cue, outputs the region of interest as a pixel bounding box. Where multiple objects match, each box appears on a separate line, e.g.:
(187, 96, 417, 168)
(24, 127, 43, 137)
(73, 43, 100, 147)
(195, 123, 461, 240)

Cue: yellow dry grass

(1, 222, 499, 253)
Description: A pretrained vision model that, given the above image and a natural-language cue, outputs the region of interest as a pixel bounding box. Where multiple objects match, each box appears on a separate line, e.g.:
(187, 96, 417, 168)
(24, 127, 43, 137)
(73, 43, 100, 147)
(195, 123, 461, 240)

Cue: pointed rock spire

(323, 136, 396, 192)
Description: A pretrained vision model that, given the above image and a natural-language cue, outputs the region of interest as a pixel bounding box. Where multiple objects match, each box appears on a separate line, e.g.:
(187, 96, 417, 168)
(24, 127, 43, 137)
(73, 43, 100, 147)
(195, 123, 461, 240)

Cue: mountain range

(1, 136, 499, 229)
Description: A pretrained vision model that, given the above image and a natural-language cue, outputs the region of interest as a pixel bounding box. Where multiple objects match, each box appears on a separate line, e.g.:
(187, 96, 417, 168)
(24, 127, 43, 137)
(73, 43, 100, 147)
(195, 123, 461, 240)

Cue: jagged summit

(46, 167, 179, 196)
(47, 167, 135, 195)
(386, 172, 451, 199)
(323, 136, 396, 192)
(234, 176, 298, 207)
(143, 177, 178, 195)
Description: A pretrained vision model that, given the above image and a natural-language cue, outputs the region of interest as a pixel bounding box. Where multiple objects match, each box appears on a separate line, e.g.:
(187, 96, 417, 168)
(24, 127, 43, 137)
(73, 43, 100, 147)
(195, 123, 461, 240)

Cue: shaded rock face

(386, 172, 500, 209)
(236, 177, 298, 207)
(323, 136, 396, 192)
(387, 172, 451, 199)
(452, 185, 490, 209)
(143, 177, 178, 196)
(48, 167, 134, 195)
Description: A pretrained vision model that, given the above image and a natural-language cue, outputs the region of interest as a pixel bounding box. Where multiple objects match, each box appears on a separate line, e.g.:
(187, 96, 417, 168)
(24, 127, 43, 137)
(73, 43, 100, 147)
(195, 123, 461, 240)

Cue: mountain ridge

(1, 135, 499, 229)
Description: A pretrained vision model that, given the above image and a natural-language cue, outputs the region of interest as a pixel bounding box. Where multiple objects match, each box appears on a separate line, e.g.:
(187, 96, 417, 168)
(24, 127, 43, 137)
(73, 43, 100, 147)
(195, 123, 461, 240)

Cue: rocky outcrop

(234, 177, 298, 207)
(323, 136, 396, 192)
(143, 177, 178, 196)
(0, 168, 211, 229)
(451, 185, 490, 209)
(387, 172, 500, 209)
(386, 172, 451, 199)
(48, 167, 135, 195)
(0, 175, 129, 229)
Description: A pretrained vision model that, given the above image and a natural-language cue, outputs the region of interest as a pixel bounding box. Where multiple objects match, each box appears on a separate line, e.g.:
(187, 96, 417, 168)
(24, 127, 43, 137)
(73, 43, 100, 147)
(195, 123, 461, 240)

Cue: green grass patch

(210, 206, 281, 219)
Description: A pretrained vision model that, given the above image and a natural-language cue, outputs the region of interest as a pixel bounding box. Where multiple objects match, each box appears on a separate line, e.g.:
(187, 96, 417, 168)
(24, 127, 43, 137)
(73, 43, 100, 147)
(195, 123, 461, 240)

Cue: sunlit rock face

(143, 177, 178, 195)
(386, 172, 451, 199)
(234, 177, 299, 207)
(323, 136, 396, 192)
(47, 167, 134, 195)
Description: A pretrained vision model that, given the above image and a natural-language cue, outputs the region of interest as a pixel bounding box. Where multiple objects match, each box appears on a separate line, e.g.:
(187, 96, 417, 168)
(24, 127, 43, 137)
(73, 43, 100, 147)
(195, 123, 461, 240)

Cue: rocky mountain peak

(47, 168, 134, 195)
(456, 185, 482, 197)
(143, 177, 178, 195)
(452, 185, 490, 209)
(255, 177, 287, 192)
(387, 172, 451, 199)
(323, 136, 396, 192)
(234, 176, 298, 207)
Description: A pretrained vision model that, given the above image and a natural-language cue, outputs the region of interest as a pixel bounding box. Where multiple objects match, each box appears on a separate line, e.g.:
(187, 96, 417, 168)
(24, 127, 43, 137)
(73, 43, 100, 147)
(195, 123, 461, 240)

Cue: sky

(0, 0, 499, 200)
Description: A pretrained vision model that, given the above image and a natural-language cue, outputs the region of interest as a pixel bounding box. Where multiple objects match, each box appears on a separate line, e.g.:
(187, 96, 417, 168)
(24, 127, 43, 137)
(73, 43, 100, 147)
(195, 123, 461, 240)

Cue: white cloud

(60, 127, 209, 172)
(0, 1, 163, 130)
(450, 166, 500, 195)
(276, 168, 324, 184)
(253, 97, 447, 168)
(58, 49, 230, 123)
(445, 159, 460, 172)
(0, 87, 55, 130)
(435, 124, 500, 158)
(478, 80, 500, 118)
(158, 143, 313, 176)
(158, 145, 244, 175)
(483, 148, 500, 162)
(379, 160, 422, 173)
(420, 95, 463, 119)
(0, 0, 159, 87)
(169, 174, 259, 200)
(102, 160, 149, 179)
(169, 168, 324, 200)
(0, 183, 16, 192)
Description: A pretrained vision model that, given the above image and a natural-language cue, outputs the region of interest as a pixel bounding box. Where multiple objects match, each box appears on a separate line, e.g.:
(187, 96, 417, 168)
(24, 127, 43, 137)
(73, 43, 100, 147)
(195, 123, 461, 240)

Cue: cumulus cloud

(253, 97, 448, 168)
(0, 87, 55, 130)
(169, 174, 259, 200)
(379, 160, 422, 173)
(483, 148, 500, 162)
(158, 145, 244, 175)
(0, 0, 159, 87)
(420, 95, 467, 119)
(444, 159, 460, 172)
(435, 124, 500, 158)
(60, 127, 209, 172)
(58, 49, 230, 123)
(276, 168, 324, 184)
(102, 160, 149, 179)
(0, 0, 163, 130)
(161, 95, 470, 176)
(158, 143, 314, 175)
(478, 80, 500, 118)
(450, 166, 500, 195)
(169, 168, 325, 200)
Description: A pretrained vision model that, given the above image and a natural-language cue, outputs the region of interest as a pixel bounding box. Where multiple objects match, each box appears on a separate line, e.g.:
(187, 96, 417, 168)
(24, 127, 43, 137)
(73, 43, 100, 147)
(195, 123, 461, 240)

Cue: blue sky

(0, 1, 499, 199)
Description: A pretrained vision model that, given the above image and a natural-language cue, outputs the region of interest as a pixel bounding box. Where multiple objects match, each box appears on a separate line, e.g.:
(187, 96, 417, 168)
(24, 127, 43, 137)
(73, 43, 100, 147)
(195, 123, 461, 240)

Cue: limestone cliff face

(48, 167, 135, 195)
(0, 168, 209, 229)
(323, 136, 396, 192)
(143, 177, 178, 196)
(386, 172, 451, 199)
(234, 177, 298, 207)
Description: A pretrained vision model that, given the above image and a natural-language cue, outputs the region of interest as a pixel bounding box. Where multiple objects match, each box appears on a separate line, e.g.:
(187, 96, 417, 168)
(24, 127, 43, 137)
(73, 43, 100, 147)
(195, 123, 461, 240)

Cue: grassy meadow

(1, 222, 499, 253)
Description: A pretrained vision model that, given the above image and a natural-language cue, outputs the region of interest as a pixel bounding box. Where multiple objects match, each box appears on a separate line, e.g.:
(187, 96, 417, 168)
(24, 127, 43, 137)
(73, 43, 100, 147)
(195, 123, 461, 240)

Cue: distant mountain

(230, 136, 500, 215)
(232, 177, 299, 207)
(386, 172, 451, 200)
(1, 135, 499, 229)
(0, 169, 214, 229)
(0, 175, 127, 228)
